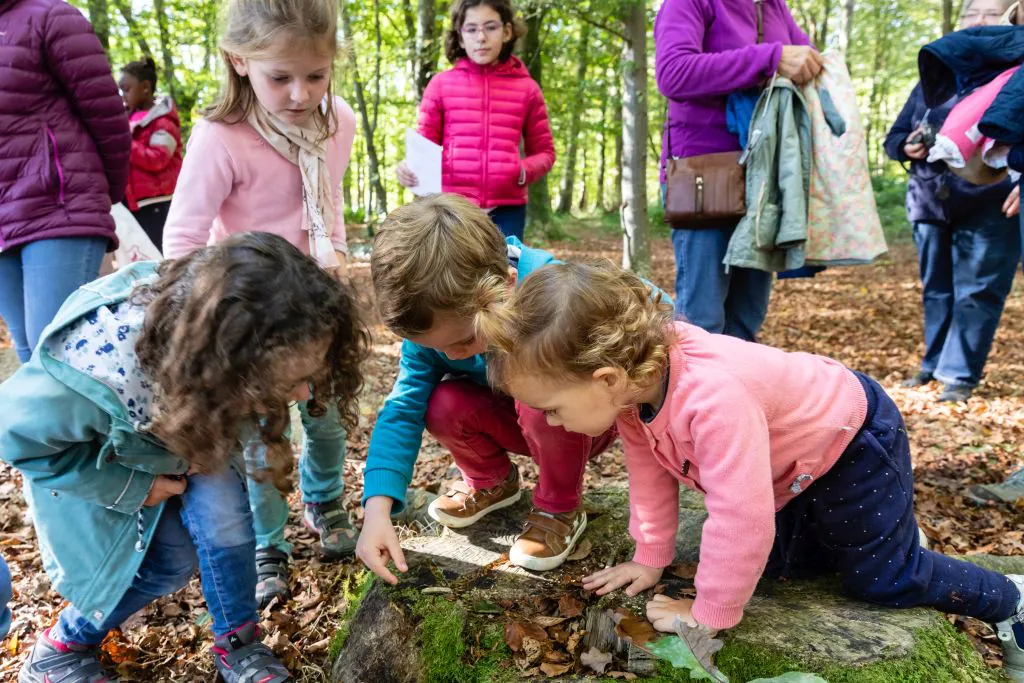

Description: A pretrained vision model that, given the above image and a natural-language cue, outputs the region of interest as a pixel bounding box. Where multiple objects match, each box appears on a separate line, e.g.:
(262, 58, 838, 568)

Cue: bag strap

(755, 0, 764, 43)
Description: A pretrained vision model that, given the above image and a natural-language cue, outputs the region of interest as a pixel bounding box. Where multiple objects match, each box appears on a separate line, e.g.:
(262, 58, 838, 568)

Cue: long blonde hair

(477, 260, 675, 391)
(206, 0, 338, 139)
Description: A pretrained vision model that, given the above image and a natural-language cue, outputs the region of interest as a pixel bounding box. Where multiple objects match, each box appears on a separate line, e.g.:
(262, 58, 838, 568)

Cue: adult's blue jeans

(53, 466, 257, 642)
(671, 226, 773, 341)
(912, 213, 1020, 387)
(247, 401, 346, 554)
(0, 236, 107, 363)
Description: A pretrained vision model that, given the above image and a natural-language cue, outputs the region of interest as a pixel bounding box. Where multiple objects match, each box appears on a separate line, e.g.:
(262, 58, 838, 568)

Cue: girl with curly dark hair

(0, 232, 369, 683)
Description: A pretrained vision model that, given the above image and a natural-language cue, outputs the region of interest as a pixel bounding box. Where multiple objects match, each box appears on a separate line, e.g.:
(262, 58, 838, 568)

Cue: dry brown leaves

(1, 236, 1022, 678)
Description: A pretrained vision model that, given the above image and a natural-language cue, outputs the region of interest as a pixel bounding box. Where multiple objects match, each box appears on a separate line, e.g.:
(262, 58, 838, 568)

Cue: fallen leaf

(161, 602, 183, 617)
(567, 538, 593, 561)
(539, 661, 573, 676)
(609, 673, 639, 680)
(531, 615, 568, 628)
(505, 622, 524, 652)
(614, 609, 658, 647)
(581, 646, 613, 674)
(566, 630, 583, 654)
(558, 595, 584, 618)
(543, 650, 572, 663)
(520, 636, 544, 666)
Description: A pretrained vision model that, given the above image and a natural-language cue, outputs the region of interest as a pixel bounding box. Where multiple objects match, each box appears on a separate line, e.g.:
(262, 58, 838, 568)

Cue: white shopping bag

(111, 203, 162, 267)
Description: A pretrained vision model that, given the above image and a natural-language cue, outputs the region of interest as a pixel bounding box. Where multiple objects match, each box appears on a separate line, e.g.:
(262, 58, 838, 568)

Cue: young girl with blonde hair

(479, 260, 1024, 681)
(164, 0, 359, 608)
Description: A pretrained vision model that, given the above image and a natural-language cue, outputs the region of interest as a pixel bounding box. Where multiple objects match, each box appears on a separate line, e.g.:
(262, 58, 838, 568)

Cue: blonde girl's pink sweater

(616, 322, 868, 630)
(162, 96, 356, 259)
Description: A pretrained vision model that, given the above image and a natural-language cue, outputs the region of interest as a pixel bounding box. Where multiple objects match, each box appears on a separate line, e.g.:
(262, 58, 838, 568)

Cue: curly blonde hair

(477, 260, 675, 390)
(371, 194, 509, 337)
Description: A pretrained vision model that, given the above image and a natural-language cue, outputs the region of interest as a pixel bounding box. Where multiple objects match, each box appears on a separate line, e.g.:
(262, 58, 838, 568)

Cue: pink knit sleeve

(621, 418, 680, 568)
(162, 121, 234, 259)
(686, 379, 777, 631)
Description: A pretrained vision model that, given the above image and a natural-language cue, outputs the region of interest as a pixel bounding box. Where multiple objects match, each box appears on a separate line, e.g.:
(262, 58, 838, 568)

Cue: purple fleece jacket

(654, 0, 810, 178)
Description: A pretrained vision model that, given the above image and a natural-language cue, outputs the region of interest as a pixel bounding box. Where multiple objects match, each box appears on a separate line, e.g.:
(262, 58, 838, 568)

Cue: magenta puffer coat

(0, 0, 131, 251)
(417, 56, 555, 209)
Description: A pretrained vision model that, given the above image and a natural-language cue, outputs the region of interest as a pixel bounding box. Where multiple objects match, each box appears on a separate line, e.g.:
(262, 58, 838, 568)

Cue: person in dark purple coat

(654, 0, 822, 341)
(0, 0, 130, 363)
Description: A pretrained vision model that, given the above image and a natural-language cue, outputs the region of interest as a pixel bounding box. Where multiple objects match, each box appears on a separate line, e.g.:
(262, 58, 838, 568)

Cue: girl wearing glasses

(395, 0, 555, 241)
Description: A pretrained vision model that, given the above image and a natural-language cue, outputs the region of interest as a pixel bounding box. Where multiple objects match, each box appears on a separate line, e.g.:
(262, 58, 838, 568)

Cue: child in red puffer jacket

(119, 57, 182, 252)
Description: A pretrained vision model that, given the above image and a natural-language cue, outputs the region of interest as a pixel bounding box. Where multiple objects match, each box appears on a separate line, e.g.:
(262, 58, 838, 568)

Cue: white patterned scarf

(247, 103, 338, 269)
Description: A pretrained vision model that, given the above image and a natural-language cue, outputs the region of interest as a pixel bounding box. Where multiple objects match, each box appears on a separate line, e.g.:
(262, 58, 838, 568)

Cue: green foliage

(327, 571, 374, 663)
(73, 0, 940, 234)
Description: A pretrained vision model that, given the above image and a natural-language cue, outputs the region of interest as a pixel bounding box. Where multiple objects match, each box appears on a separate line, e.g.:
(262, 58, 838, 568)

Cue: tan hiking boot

(509, 506, 587, 571)
(427, 466, 521, 528)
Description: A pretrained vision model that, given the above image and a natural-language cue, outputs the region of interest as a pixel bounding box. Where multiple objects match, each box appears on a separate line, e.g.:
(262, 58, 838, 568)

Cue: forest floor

(1, 224, 1023, 681)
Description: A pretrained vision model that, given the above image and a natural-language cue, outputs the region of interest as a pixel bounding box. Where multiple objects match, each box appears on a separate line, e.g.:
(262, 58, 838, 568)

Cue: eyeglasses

(460, 22, 504, 37)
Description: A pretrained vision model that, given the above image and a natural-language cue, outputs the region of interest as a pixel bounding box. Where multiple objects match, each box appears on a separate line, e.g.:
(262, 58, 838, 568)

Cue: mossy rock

(330, 485, 1011, 682)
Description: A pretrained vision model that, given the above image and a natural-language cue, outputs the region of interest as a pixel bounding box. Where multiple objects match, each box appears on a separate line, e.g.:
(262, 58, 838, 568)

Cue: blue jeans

(0, 553, 11, 640)
(0, 236, 107, 363)
(768, 373, 1020, 622)
(53, 466, 257, 643)
(671, 227, 773, 341)
(912, 214, 1020, 387)
(489, 204, 527, 241)
(247, 401, 346, 554)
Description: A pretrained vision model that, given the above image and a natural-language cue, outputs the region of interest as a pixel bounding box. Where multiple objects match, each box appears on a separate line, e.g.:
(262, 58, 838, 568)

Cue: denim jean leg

(722, 266, 773, 342)
(0, 251, 28, 362)
(489, 205, 527, 241)
(934, 214, 1021, 386)
(670, 227, 731, 333)
(20, 236, 107, 363)
(0, 553, 11, 640)
(297, 399, 346, 504)
(912, 222, 954, 374)
(55, 499, 198, 645)
(179, 466, 258, 637)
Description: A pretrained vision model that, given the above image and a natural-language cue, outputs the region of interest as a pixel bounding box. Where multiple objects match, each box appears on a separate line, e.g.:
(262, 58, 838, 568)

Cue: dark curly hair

(122, 56, 158, 89)
(132, 232, 370, 493)
(444, 0, 526, 64)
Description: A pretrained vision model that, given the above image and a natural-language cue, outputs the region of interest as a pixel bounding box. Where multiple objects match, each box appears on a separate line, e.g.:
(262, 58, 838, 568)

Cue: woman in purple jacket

(0, 0, 131, 363)
(654, 0, 822, 341)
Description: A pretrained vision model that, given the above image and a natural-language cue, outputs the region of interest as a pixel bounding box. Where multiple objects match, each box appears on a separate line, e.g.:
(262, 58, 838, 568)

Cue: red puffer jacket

(417, 56, 555, 208)
(124, 98, 183, 210)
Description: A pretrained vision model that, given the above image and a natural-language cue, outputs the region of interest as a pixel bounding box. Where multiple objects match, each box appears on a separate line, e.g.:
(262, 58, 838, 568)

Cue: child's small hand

(582, 561, 663, 597)
(355, 496, 408, 585)
(332, 251, 349, 282)
(143, 475, 187, 506)
(396, 160, 419, 188)
(1004, 185, 1020, 218)
(647, 594, 700, 633)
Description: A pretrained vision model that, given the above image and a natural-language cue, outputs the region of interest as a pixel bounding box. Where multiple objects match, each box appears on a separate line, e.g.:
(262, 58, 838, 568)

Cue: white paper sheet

(405, 129, 442, 196)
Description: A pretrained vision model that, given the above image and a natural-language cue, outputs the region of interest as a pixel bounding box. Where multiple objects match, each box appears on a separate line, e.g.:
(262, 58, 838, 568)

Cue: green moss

(409, 595, 517, 683)
(708, 619, 1009, 683)
(327, 571, 374, 663)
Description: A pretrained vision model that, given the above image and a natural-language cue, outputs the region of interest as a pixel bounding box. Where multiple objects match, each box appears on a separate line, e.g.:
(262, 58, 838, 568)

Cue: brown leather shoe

(509, 506, 587, 571)
(427, 466, 521, 528)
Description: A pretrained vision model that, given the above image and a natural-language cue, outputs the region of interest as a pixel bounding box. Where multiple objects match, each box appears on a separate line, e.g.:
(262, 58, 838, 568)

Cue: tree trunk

(520, 4, 555, 235)
(87, 0, 109, 51)
(577, 148, 588, 211)
(596, 96, 608, 212)
(112, 0, 153, 58)
(415, 0, 440, 101)
(612, 78, 624, 210)
(152, 0, 177, 101)
(942, 0, 955, 34)
(340, 1, 388, 226)
(402, 0, 417, 85)
(620, 1, 649, 276)
(556, 23, 591, 214)
(204, 0, 219, 74)
(842, 0, 856, 55)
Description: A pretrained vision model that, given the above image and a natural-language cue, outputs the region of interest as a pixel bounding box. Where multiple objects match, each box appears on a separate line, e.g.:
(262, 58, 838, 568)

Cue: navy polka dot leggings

(766, 371, 1019, 623)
